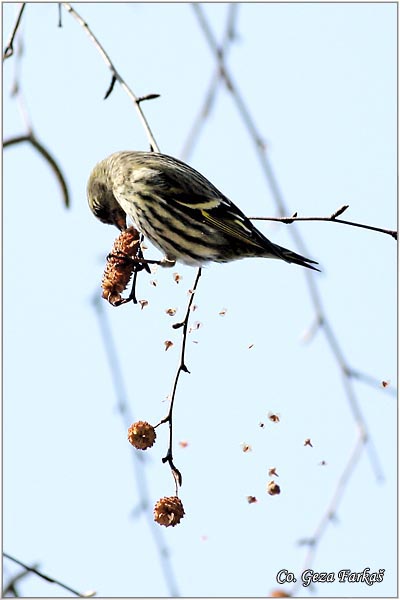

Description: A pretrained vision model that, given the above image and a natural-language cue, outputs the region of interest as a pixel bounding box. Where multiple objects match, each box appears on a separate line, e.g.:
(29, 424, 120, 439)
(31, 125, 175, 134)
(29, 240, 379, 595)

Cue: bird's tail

(269, 243, 320, 271)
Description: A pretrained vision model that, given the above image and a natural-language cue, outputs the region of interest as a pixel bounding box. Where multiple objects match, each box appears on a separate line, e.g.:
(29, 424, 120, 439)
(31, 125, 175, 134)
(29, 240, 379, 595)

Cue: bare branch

(103, 74, 117, 100)
(136, 93, 161, 104)
(157, 268, 202, 493)
(3, 562, 39, 596)
(3, 3, 26, 61)
(67, 3, 206, 494)
(3, 134, 70, 208)
(181, 4, 239, 160)
(330, 204, 349, 218)
(57, 3, 63, 28)
(3, 553, 84, 597)
(193, 5, 392, 584)
(61, 3, 160, 152)
(193, 3, 387, 476)
(250, 208, 397, 240)
(192, 5, 262, 146)
(92, 297, 180, 596)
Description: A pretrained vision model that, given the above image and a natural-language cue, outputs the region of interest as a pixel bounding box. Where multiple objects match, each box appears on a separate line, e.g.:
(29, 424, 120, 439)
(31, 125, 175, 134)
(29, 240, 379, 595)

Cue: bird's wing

(174, 192, 267, 249)
(149, 169, 263, 246)
(134, 159, 271, 249)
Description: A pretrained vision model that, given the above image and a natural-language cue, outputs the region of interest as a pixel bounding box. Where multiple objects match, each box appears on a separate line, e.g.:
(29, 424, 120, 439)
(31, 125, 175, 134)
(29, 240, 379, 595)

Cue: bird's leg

(135, 243, 152, 274)
(125, 243, 152, 304)
(126, 271, 139, 304)
(124, 256, 175, 303)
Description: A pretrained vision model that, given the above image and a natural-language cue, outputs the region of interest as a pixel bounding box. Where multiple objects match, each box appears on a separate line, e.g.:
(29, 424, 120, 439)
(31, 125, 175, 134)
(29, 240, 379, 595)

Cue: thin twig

(3, 562, 39, 596)
(57, 3, 63, 27)
(63, 0, 204, 501)
(192, 4, 281, 204)
(193, 3, 386, 478)
(250, 210, 397, 240)
(61, 3, 160, 152)
(3, 134, 70, 208)
(61, 3, 206, 496)
(3, 3, 26, 61)
(4, 30, 70, 209)
(181, 4, 239, 161)
(193, 3, 391, 583)
(3, 553, 83, 597)
(92, 296, 180, 597)
(124, 237, 152, 304)
(9, 35, 33, 134)
(157, 268, 202, 494)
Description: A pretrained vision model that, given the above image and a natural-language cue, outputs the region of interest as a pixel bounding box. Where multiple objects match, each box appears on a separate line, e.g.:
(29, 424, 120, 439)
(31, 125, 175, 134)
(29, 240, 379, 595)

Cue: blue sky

(3, 3, 397, 598)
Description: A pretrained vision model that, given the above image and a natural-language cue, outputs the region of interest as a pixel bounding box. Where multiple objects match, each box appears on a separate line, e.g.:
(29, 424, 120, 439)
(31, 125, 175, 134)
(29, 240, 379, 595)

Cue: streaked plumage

(87, 151, 319, 271)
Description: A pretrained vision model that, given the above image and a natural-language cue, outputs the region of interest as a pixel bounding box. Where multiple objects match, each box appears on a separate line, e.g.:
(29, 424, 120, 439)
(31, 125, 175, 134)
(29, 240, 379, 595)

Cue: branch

(63, 3, 205, 495)
(3, 134, 70, 208)
(3, 3, 26, 61)
(192, 4, 265, 152)
(193, 4, 391, 585)
(3, 553, 86, 597)
(250, 205, 397, 240)
(3, 561, 39, 596)
(91, 296, 180, 597)
(193, 2, 385, 477)
(4, 27, 70, 209)
(61, 3, 160, 152)
(157, 268, 202, 494)
(181, 4, 239, 161)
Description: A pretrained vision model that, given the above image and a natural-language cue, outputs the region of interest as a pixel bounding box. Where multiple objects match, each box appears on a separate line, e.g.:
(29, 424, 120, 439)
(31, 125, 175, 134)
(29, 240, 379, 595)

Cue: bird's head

(87, 163, 127, 231)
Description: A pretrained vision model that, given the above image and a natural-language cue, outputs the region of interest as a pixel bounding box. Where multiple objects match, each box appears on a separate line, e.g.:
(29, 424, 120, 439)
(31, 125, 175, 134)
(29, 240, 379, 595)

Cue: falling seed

(247, 496, 258, 504)
(173, 273, 182, 284)
(268, 467, 279, 477)
(304, 438, 313, 447)
(268, 413, 280, 423)
(267, 481, 281, 496)
(165, 308, 177, 316)
(164, 340, 174, 351)
(139, 299, 148, 310)
(241, 443, 252, 453)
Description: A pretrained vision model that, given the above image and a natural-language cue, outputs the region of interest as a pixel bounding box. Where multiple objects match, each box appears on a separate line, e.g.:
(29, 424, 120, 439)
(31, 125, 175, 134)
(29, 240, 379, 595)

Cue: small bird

(87, 151, 319, 271)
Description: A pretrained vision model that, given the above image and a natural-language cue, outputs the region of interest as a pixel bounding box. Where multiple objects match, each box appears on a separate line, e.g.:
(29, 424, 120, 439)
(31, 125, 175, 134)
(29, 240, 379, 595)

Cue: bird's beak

(116, 215, 127, 231)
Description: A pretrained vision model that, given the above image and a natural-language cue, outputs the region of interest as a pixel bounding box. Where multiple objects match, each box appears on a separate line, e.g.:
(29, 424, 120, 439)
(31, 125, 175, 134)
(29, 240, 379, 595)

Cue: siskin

(87, 151, 319, 271)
